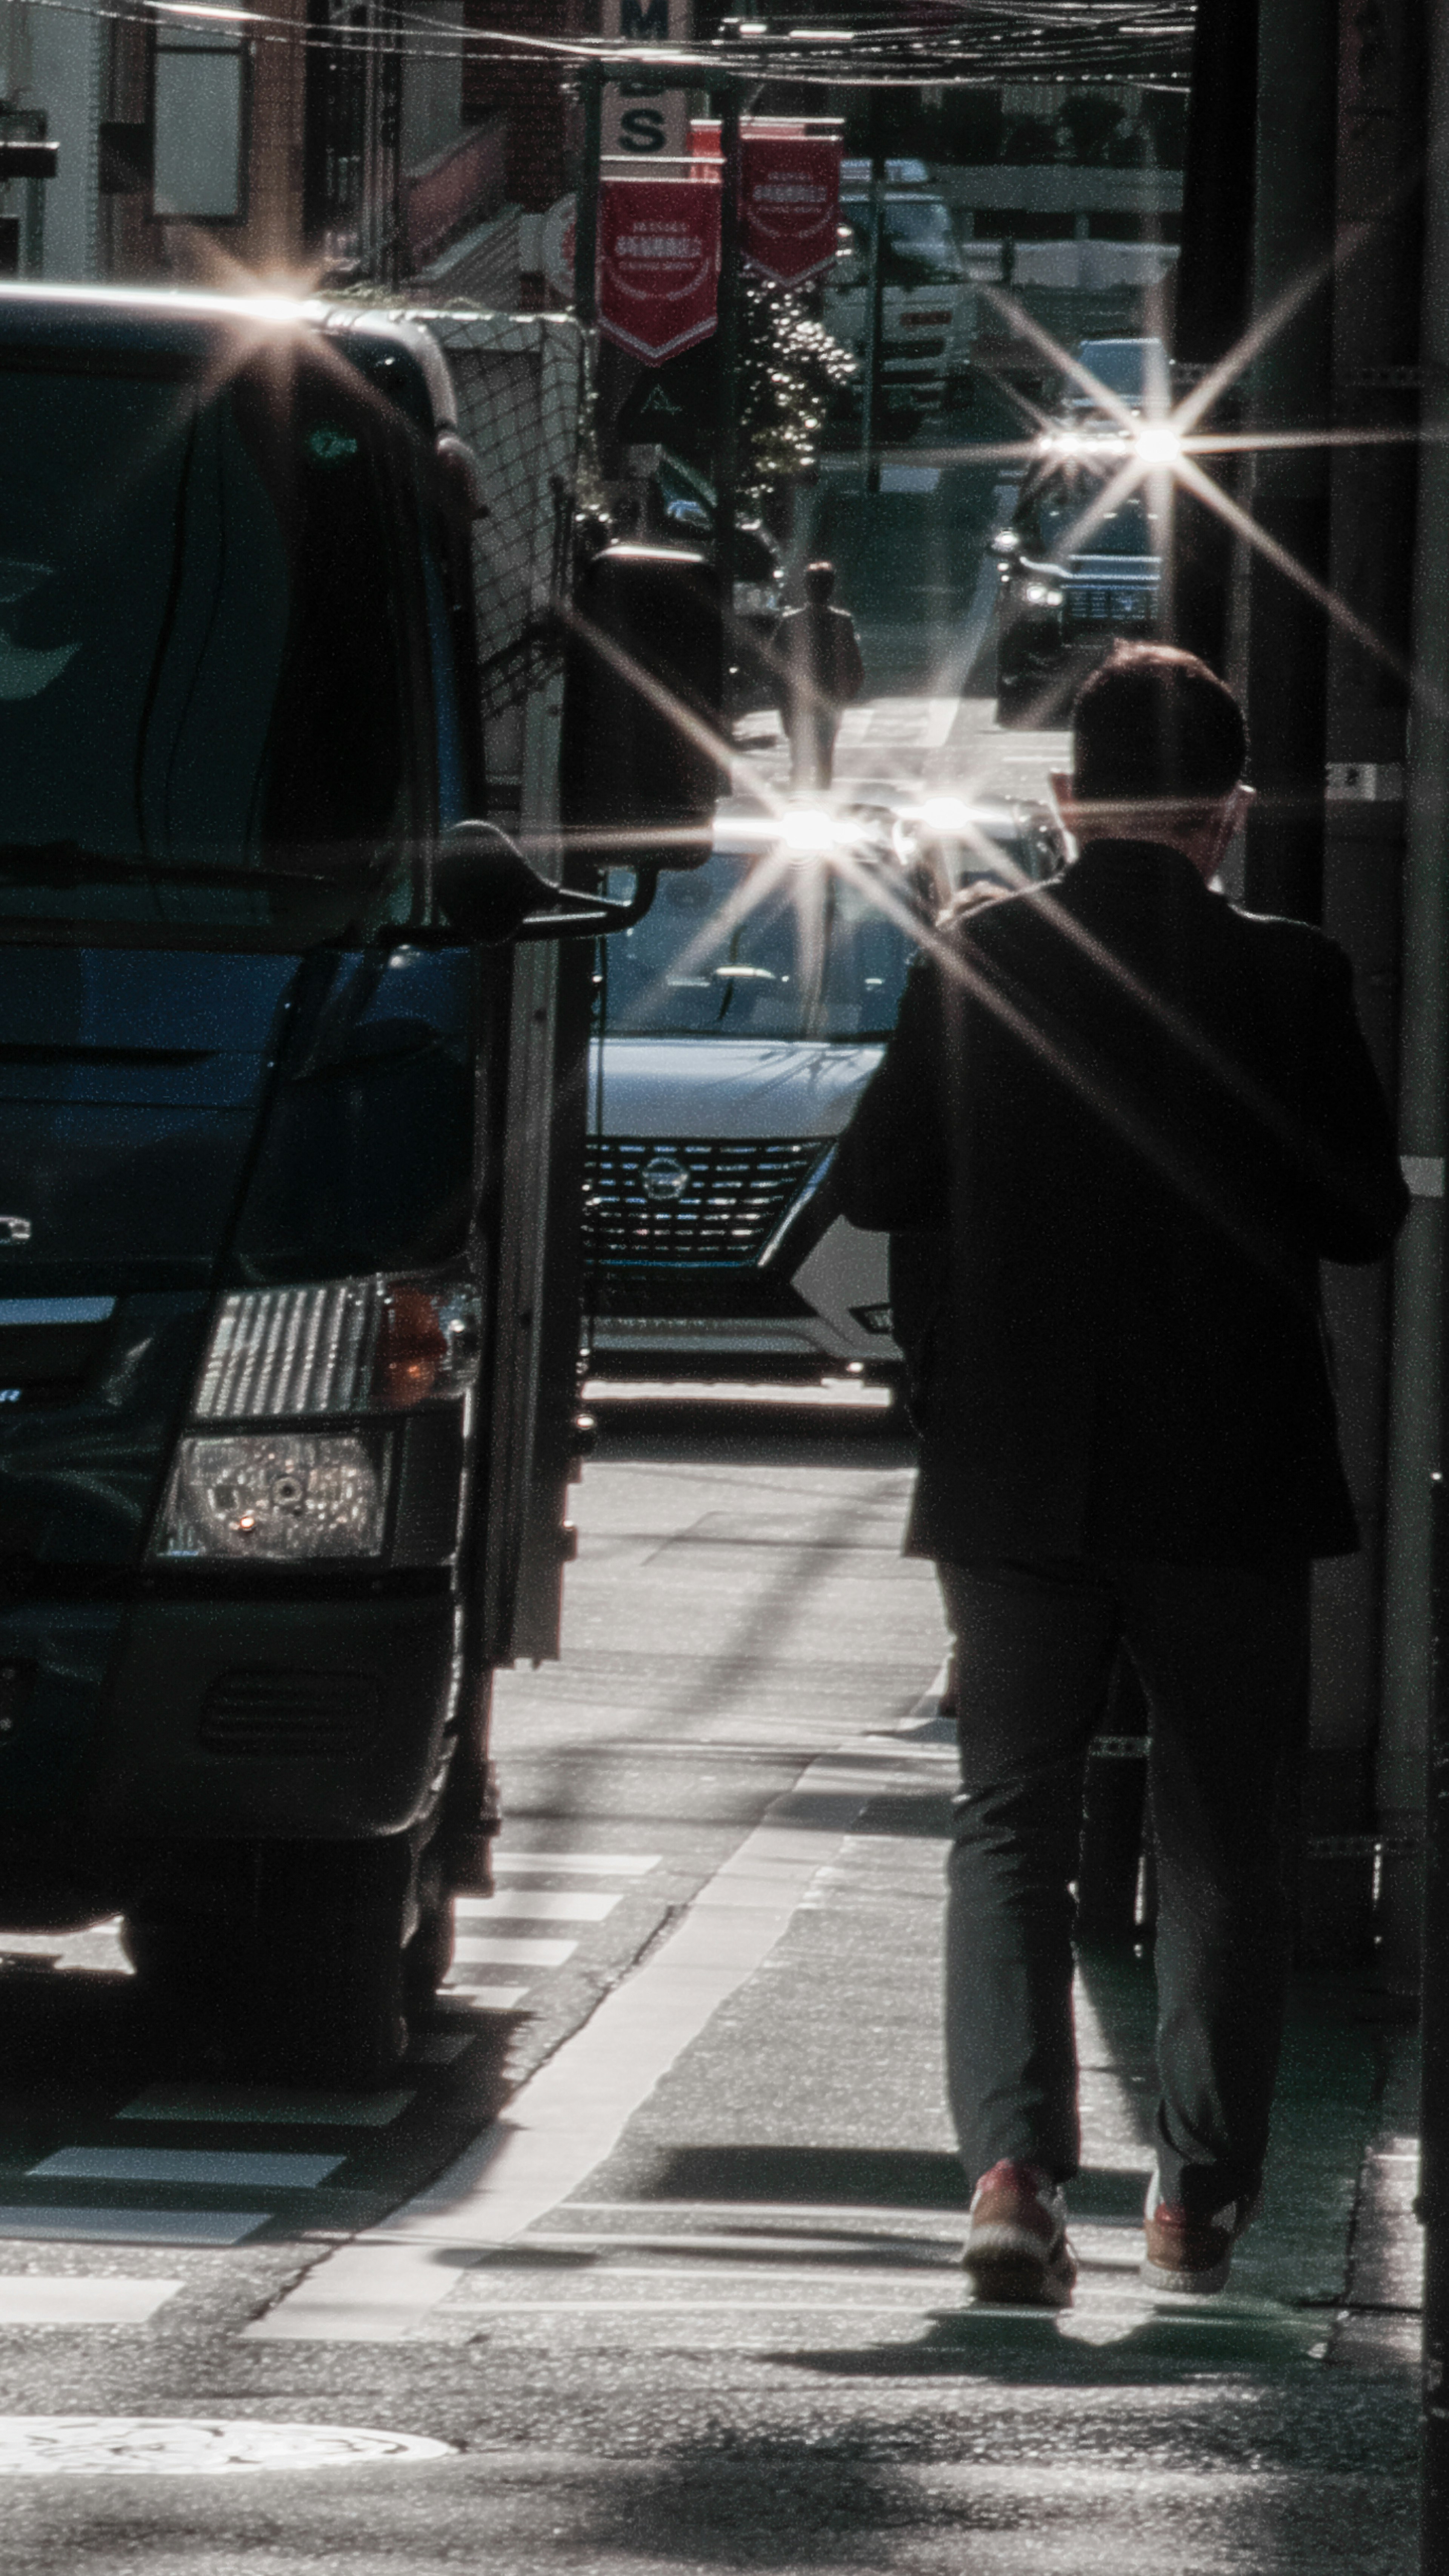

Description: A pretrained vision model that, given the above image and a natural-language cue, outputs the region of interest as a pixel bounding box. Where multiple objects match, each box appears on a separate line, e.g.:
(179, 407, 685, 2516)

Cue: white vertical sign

(601, 0, 695, 163)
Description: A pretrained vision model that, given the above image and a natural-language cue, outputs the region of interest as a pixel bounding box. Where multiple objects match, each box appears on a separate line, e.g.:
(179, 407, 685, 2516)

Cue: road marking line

(31, 2149, 342, 2189)
(407, 2033, 476, 2064)
(449, 1935, 577, 1968)
(491, 1854, 659, 1877)
(432, 2297, 942, 2314)
(455, 1891, 620, 1924)
(0, 2277, 181, 2324)
(439, 1982, 528, 2010)
(243, 1746, 878, 2341)
(0, 2209, 269, 2246)
(116, 2087, 414, 2129)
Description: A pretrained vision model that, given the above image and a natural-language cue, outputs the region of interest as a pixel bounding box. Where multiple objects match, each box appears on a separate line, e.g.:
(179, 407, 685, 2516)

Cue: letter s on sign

(620, 106, 667, 154)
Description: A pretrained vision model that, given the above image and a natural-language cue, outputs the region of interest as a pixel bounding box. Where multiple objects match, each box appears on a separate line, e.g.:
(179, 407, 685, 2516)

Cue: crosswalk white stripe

(455, 1891, 619, 1924)
(116, 2086, 414, 2129)
(439, 1983, 528, 2010)
(490, 1854, 659, 1877)
(31, 2148, 342, 2189)
(449, 1935, 577, 1968)
(0, 2209, 268, 2246)
(0, 2277, 180, 2324)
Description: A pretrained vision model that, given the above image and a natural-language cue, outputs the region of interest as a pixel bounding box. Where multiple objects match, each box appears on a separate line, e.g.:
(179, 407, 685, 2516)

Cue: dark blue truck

(0, 285, 717, 2081)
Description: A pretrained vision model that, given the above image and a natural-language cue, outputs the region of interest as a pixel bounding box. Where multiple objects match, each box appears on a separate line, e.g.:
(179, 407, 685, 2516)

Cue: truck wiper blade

(0, 842, 367, 894)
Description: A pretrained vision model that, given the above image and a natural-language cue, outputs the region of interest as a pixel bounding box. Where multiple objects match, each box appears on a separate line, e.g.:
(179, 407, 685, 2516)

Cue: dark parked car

(994, 466, 1161, 727)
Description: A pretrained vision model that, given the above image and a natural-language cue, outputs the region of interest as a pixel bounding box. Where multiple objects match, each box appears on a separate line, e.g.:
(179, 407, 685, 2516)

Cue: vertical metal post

(1240, 0, 1336, 923)
(1425, 1473, 1449, 2571)
(714, 83, 742, 618)
(1167, 0, 1258, 668)
(574, 65, 603, 326)
(860, 93, 886, 497)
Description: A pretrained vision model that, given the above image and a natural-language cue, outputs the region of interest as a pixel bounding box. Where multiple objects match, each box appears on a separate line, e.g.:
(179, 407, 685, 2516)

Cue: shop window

(153, 23, 248, 222)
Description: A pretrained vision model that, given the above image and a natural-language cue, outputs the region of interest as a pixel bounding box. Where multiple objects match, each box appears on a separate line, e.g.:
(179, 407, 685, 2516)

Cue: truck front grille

(585, 1139, 828, 1267)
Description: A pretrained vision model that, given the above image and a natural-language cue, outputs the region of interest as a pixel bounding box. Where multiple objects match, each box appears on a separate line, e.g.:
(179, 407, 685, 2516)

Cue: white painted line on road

(0, 2277, 180, 2325)
(440, 1982, 528, 2010)
(31, 2149, 343, 2189)
(449, 1935, 577, 1968)
(583, 1378, 894, 1410)
(407, 2032, 477, 2064)
(244, 1746, 878, 2342)
(492, 1852, 659, 1877)
(116, 2087, 415, 2129)
(455, 1891, 619, 1924)
(495, 2231, 957, 2264)
(0, 2209, 269, 2246)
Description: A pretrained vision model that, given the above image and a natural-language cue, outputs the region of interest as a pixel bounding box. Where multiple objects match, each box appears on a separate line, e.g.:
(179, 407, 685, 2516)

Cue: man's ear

(1048, 771, 1081, 842)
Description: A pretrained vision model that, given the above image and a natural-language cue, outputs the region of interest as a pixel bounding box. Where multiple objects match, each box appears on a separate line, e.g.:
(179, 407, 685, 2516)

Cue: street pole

(1425, 1476, 1449, 2572)
(1167, 0, 1258, 669)
(574, 65, 603, 326)
(860, 92, 886, 498)
(1240, 0, 1336, 924)
(714, 83, 743, 617)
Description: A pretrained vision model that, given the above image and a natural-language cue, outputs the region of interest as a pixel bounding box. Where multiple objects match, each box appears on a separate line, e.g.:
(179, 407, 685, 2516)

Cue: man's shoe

(1140, 2169, 1261, 2295)
(961, 2159, 1076, 2308)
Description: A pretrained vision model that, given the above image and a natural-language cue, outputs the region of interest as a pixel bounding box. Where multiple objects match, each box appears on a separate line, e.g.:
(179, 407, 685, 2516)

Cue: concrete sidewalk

(398, 1693, 1422, 2573)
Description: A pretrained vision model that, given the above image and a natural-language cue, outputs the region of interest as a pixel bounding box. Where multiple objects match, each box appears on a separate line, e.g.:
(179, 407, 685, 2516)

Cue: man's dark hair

(1071, 642, 1247, 803)
(804, 559, 836, 604)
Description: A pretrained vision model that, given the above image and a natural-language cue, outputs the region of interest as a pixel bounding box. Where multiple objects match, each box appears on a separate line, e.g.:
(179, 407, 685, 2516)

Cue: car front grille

(585, 1139, 828, 1268)
(1064, 585, 1156, 626)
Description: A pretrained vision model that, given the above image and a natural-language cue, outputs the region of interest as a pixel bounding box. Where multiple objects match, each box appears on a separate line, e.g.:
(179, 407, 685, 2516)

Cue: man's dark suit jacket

(834, 838, 1409, 1567)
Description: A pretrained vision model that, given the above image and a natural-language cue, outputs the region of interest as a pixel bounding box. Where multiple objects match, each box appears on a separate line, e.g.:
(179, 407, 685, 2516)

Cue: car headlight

(1021, 581, 1063, 609)
(159, 1432, 387, 1563)
(150, 1273, 481, 1563)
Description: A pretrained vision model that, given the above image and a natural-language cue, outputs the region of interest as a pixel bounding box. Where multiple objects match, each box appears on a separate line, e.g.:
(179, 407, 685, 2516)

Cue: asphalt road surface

(0, 1390, 1420, 2573)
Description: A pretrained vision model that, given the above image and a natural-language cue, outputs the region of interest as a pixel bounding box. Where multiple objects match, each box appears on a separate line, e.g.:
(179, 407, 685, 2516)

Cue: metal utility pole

(714, 87, 744, 614)
(1167, 0, 1258, 669)
(1240, 0, 1337, 924)
(1425, 1470, 1449, 2573)
(859, 92, 886, 498)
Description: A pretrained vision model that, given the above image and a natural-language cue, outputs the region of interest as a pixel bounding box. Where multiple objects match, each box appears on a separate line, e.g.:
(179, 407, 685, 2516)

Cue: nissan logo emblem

(641, 1154, 690, 1205)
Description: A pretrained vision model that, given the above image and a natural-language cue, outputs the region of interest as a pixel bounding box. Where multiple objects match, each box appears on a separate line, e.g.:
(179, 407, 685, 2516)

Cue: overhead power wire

(2, 0, 1193, 86)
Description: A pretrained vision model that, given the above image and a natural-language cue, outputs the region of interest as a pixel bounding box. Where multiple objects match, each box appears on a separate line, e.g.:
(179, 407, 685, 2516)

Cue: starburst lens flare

(776, 805, 839, 856)
(1134, 424, 1182, 466)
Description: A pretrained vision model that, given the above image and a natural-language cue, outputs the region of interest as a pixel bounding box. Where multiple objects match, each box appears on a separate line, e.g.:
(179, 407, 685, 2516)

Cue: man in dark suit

(771, 559, 865, 790)
(835, 643, 1408, 2308)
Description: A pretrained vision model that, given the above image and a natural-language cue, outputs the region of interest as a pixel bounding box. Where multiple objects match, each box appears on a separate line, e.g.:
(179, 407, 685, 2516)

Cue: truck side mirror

(432, 821, 663, 947)
(433, 821, 558, 943)
(560, 544, 727, 877)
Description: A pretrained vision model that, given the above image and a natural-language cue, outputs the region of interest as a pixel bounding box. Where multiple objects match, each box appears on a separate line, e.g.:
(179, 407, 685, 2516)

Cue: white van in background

(826, 160, 974, 423)
(585, 798, 1064, 1382)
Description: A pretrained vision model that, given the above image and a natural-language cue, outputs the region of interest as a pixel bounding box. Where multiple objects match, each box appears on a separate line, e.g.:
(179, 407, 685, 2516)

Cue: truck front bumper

(11, 1592, 466, 1840)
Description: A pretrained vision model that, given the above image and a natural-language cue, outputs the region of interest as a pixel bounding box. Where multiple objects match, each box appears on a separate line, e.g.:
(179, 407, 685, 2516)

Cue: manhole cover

(0, 2418, 452, 2475)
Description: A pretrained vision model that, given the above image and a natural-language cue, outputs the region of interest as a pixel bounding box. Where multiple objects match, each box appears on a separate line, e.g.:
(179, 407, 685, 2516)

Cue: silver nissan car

(585, 796, 1064, 1382)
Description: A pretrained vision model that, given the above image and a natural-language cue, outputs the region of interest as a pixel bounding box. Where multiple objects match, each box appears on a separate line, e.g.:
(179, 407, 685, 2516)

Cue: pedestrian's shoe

(1140, 2168, 1262, 2295)
(961, 2159, 1076, 2308)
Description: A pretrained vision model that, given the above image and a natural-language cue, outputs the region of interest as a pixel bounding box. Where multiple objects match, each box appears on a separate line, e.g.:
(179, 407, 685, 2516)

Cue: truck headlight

(158, 1432, 386, 1562)
(150, 1272, 481, 1564)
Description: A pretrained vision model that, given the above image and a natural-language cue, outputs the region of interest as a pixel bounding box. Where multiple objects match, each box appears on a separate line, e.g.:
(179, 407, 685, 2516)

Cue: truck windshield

(0, 344, 426, 945)
(602, 850, 917, 1041)
(842, 196, 964, 285)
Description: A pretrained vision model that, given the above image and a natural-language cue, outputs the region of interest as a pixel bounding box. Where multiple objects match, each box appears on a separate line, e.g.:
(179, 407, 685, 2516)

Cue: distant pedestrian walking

(771, 561, 864, 790)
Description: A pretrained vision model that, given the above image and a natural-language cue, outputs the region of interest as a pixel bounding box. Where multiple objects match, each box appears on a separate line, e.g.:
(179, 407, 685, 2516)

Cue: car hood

(592, 1037, 883, 1140)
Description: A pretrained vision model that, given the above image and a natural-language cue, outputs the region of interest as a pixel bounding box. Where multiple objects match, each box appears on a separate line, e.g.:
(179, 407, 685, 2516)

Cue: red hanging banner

(597, 175, 720, 364)
(740, 134, 842, 287)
